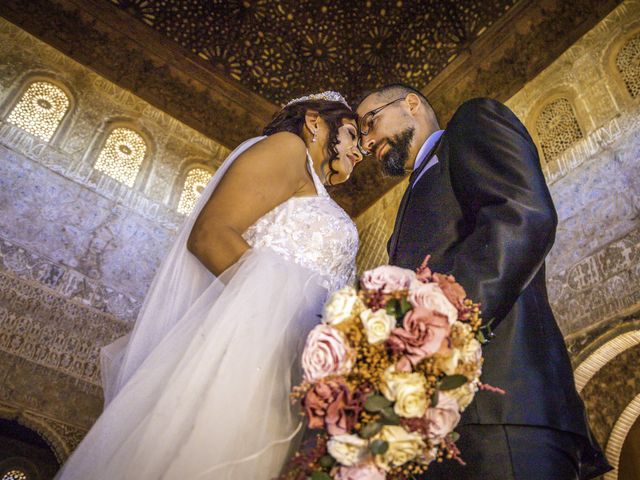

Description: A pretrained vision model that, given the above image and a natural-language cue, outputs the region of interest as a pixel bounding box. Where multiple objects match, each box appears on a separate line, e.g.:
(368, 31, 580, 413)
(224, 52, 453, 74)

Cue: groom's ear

(304, 110, 320, 133)
(405, 93, 422, 116)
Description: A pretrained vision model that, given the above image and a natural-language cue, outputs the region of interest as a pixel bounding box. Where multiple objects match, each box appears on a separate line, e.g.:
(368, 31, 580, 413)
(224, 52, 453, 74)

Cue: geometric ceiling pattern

(0, 0, 620, 215)
(109, 0, 518, 104)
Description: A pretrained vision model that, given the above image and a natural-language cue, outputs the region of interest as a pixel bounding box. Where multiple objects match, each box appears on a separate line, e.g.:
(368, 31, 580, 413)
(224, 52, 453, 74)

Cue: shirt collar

(413, 129, 444, 172)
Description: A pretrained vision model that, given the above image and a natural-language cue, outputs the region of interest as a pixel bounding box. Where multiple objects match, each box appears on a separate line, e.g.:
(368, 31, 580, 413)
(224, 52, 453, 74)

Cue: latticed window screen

(356, 216, 390, 275)
(94, 128, 147, 187)
(535, 98, 583, 162)
(177, 167, 213, 215)
(6, 81, 69, 142)
(615, 32, 640, 98)
(1, 470, 28, 480)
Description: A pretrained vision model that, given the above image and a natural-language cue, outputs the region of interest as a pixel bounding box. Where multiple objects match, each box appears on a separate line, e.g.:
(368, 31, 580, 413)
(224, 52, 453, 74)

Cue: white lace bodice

(242, 152, 358, 292)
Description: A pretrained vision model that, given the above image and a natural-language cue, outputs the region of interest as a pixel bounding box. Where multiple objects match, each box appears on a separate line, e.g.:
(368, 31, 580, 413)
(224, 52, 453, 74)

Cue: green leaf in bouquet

(476, 330, 487, 344)
(430, 389, 439, 407)
(400, 296, 412, 315)
(385, 299, 399, 317)
(449, 431, 461, 443)
(479, 317, 496, 342)
(359, 421, 383, 439)
(318, 455, 335, 469)
(380, 406, 401, 425)
(310, 472, 332, 480)
(364, 394, 392, 413)
(370, 439, 389, 455)
(439, 374, 468, 391)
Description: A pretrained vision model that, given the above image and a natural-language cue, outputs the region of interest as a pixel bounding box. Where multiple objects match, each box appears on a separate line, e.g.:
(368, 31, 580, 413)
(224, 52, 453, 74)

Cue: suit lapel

(387, 135, 445, 263)
(388, 183, 413, 260)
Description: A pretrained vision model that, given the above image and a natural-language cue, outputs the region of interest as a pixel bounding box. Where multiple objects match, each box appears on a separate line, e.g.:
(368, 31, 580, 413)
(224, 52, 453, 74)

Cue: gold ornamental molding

(574, 330, 640, 393)
(0, 401, 87, 463)
(604, 393, 640, 480)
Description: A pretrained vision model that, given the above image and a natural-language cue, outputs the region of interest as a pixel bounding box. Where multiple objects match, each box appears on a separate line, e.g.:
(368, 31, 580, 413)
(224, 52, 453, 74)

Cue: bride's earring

(312, 130, 317, 143)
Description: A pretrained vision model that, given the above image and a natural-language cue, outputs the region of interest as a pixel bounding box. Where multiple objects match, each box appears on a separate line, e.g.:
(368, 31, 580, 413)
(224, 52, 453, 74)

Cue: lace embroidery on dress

(242, 151, 358, 292)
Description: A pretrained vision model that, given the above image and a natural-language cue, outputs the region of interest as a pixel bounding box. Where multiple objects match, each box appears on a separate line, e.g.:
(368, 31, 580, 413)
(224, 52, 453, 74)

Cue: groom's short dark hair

(355, 83, 434, 112)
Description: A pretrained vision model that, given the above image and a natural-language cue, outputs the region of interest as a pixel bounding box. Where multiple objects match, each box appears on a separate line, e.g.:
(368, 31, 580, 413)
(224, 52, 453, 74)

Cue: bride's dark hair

(263, 100, 356, 186)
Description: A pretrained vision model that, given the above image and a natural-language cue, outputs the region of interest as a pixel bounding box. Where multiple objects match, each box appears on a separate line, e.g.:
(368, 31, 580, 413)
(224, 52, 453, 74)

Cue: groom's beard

(379, 127, 415, 177)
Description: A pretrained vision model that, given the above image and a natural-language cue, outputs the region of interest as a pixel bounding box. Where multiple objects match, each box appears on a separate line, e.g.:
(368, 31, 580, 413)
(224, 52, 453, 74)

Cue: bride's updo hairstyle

(263, 99, 356, 185)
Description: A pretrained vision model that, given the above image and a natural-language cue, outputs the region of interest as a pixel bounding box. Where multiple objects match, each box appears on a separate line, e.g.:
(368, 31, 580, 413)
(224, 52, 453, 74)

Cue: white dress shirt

(411, 129, 444, 188)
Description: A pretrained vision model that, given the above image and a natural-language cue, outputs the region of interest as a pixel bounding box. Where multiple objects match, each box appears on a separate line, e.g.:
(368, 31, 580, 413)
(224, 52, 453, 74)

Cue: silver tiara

(283, 91, 350, 109)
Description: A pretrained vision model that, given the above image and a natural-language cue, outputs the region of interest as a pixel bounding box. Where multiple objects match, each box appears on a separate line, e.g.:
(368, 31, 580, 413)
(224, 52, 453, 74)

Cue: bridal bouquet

(280, 258, 498, 480)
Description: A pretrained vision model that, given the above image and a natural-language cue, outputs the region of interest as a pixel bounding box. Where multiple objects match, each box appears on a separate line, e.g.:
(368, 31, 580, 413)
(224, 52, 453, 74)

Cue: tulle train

(55, 248, 326, 479)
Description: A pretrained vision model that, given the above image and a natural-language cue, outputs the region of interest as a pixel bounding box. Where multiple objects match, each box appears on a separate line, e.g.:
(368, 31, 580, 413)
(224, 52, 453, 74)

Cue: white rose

(327, 434, 369, 466)
(360, 309, 396, 344)
(379, 367, 428, 418)
(373, 426, 425, 470)
(379, 366, 407, 401)
(324, 287, 362, 326)
(448, 380, 479, 411)
(395, 379, 429, 418)
(434, 348, 461, 376)
(460, 338, 482, 365)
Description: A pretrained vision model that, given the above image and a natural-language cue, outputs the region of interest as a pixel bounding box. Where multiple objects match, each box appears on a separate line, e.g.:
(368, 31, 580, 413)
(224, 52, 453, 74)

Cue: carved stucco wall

(355, 1, 640, 470)
(0, 18, 230, 458)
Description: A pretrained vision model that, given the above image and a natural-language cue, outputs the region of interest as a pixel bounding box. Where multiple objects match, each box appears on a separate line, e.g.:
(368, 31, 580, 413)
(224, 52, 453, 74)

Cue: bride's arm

(187, 132, 309, 276)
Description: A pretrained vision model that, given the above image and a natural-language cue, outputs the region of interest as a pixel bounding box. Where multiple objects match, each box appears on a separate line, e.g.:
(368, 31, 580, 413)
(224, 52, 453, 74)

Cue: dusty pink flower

(360, 265, 415, 293)
(302, 325, 352, 382)
(387, 307, 451, 371)
(303, 379, 359, 435)
(415, 255, 433, 283)
(336, 463, 386, 480)
(432, 273, 467, 311)
(424, 392, 461, 442)
(408, 282, 458, 325)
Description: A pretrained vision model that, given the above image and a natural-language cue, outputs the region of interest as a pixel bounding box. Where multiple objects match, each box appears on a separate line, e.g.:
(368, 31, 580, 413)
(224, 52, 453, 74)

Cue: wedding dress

(54, 136, 359, 479)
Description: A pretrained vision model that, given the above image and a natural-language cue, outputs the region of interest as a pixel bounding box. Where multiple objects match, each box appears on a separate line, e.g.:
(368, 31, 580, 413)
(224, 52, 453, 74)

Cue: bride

(54, 92, 363, 479)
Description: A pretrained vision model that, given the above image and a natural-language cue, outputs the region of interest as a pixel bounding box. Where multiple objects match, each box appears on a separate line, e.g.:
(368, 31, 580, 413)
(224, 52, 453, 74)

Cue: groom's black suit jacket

(388, 98, 609, 477)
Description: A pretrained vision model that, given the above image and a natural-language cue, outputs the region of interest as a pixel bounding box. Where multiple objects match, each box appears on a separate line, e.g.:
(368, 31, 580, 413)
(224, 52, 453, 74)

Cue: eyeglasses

(357, 97, 405, 155)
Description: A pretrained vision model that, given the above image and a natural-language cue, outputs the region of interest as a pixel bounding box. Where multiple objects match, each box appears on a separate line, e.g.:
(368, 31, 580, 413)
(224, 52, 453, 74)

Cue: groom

(355, 84, 611, 479)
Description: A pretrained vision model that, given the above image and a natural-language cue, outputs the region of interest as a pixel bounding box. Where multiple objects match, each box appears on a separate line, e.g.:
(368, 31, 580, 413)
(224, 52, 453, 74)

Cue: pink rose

(336, 463, 386, 480)
(303, 379, 357, 435)
(387, 307, 451, 372)
(408, 282, 458, 325)
(424, 392, 461, 442)
(302, 325, 352, 382)
(432, 273, 467, 311)
(360, 265, 415, 293)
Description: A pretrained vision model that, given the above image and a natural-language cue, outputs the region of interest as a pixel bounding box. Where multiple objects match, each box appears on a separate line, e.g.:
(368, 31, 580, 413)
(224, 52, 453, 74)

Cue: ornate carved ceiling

(108, 0, 518, 105)
(0, 0, 623, 215)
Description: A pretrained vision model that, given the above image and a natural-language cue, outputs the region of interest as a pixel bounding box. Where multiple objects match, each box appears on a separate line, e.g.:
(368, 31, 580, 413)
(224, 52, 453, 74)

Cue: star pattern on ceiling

(109, 0, 518, 104)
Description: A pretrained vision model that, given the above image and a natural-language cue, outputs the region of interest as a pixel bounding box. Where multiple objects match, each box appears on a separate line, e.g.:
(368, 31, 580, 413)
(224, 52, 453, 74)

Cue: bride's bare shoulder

(252, 132, 306, 159)
(233, 132, 308, 179)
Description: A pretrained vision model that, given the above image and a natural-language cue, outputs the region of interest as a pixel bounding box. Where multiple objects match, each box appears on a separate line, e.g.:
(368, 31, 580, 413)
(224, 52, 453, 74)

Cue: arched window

(177, 167, 213, 215)
(1, 470, 28, 480)
(94, 127, 147, 187)
(6, 81, 70, 142)
(615, 32, 640, 99)
(535, 97, 583, 162)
